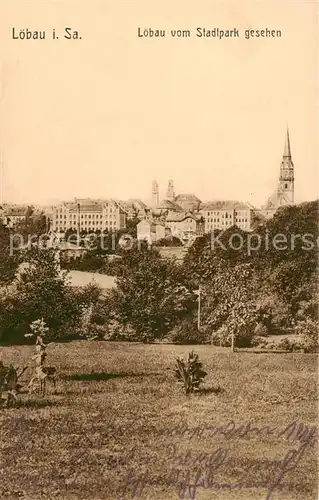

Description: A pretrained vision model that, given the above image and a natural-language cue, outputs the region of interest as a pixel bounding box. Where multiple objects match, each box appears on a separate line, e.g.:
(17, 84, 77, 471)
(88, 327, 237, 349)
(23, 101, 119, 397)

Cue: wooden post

(231, 331, 235, 352)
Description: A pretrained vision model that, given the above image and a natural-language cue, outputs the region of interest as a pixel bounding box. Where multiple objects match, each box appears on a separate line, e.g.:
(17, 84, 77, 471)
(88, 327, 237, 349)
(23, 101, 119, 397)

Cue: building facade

(137, 219, 166, 243)
(1, 205, 28, 228)
(200, 201, 254, 232)
(51, 199, 126, 233)
(166, 212, 205, 240)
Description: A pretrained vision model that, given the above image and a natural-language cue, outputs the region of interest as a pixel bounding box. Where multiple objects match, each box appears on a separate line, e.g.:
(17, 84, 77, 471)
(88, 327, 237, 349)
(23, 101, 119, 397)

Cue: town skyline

(1, 126, 317, 209)
(1, 0, 317, 207)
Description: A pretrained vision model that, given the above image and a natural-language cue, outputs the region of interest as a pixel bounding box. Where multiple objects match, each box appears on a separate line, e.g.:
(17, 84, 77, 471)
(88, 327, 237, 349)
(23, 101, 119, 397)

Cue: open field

(0, 342, 317, 500)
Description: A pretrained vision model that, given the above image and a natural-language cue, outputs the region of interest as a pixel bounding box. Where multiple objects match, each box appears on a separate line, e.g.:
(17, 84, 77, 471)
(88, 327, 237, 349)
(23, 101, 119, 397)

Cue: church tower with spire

(166, 178, 175, 202)
(279, 128, 294, 204)
(151, 179, 159, 207)
(261, 128, 295, 218)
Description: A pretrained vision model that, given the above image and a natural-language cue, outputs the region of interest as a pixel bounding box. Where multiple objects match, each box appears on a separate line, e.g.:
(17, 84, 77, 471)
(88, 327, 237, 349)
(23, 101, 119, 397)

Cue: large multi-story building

(51, 199, 127, 232)
(200, 201, 254, 232)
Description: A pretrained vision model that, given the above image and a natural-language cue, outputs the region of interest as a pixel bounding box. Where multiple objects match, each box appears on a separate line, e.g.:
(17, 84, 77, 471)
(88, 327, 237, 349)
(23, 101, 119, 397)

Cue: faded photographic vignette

(0, 0, 318, 499)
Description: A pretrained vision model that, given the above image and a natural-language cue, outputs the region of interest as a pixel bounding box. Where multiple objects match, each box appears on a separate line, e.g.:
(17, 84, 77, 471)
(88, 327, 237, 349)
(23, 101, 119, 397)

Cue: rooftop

(201, 200, 255, 211)
(175, 193, 202, 203)
(157, 199, 183, 211)
(166, 211, 202, 222)
(262, 190, 291, 211)
(69, 204, 103, 213)
(4, 207, 27, 216)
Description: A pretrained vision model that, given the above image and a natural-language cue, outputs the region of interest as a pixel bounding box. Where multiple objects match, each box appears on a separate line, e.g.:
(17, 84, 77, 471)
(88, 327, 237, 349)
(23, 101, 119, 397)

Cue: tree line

(0, 201, 317, 350)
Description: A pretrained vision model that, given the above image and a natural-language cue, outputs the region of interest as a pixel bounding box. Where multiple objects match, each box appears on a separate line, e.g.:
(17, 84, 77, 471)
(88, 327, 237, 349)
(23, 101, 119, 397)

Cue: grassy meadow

(0, 342, 317, 500)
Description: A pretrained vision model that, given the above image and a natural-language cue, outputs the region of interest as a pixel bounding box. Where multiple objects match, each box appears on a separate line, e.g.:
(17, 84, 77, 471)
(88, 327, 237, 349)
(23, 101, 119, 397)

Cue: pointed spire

(283, 127, 291, 157)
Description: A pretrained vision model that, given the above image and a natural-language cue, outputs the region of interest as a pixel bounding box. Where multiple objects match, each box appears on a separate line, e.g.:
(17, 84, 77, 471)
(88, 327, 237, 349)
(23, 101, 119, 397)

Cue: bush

(210, 320, 257, 349)
(250, 336, 268, 348)
(0, 249, 100, 343)
(276, 337, 304, 352)
(166, 317, 207, 344)
(294, 319, 318, 353)
(91, 312, 108, 326)
(85, 324, 108, 340)
(254, 294, 292, 334)
(172, 351, 207, 395)
(254, 322, 269, 337)
(103, 320, 139, 342)
(109, 247, 196, 341)
(210, 325, 231, 347)
(226, 313, 257, 348)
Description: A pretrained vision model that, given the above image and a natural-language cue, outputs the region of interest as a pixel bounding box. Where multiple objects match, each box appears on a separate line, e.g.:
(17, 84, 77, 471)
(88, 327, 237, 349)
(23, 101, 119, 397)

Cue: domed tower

(151, 179, 159, 207)
(166, 178, 175, 202)
(279, 128, 294, 204)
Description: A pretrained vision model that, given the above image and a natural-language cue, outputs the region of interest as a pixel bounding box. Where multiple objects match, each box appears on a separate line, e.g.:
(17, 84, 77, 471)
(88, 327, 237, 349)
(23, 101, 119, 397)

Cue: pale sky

(0, 0, 318, 208)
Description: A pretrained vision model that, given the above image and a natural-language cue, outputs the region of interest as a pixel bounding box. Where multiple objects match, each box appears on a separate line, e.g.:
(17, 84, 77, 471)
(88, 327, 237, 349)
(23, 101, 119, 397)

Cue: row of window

(55, 214, 117, 220)
(206, 220, 249, 227)
(55, 207, 117, 214)
(205, 210, 249, 217)
(53, 222, 119, 230)
(54, 220, 118, 226)
(68, 214, 103, 219)
(206, 217, 248, 223)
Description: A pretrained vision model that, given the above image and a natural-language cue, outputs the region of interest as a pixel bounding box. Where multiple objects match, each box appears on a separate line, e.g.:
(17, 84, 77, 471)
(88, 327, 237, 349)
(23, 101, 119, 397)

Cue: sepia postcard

(0, 1, 318, 499)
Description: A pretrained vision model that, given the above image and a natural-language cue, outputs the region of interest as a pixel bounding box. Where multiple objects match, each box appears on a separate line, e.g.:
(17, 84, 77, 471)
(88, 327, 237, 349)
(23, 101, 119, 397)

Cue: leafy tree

(166, 316, 205, 344)
(183, 226, 252, 285)
(201, 262, 259, 347)
(0, 248, 93, 342)
(15, 208, 48, 240)
(0, 223, 20, 286)
(183, 201, 318, 343)
(109, 245, 196, 341)
(154, 236, 182, 247)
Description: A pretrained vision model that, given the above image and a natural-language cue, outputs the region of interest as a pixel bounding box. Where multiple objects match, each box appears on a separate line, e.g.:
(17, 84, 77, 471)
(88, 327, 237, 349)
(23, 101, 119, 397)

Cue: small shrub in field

(87, 324, 107, 340)
(275, 322, 319, 353)
(232, 318, 257, 348)
(265, 341, 277, 350)
(173, 351, 207, 395)
(103, 320, 139, 341)
(254, 322, 269, 337)
(166, 317, 207, 344)
(210, 325, 231, 347)
(211, 321, 256, 348)
(276, 337, 302, 352)
(294, 319, 318, 353)
(250, 336, 268, 348)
